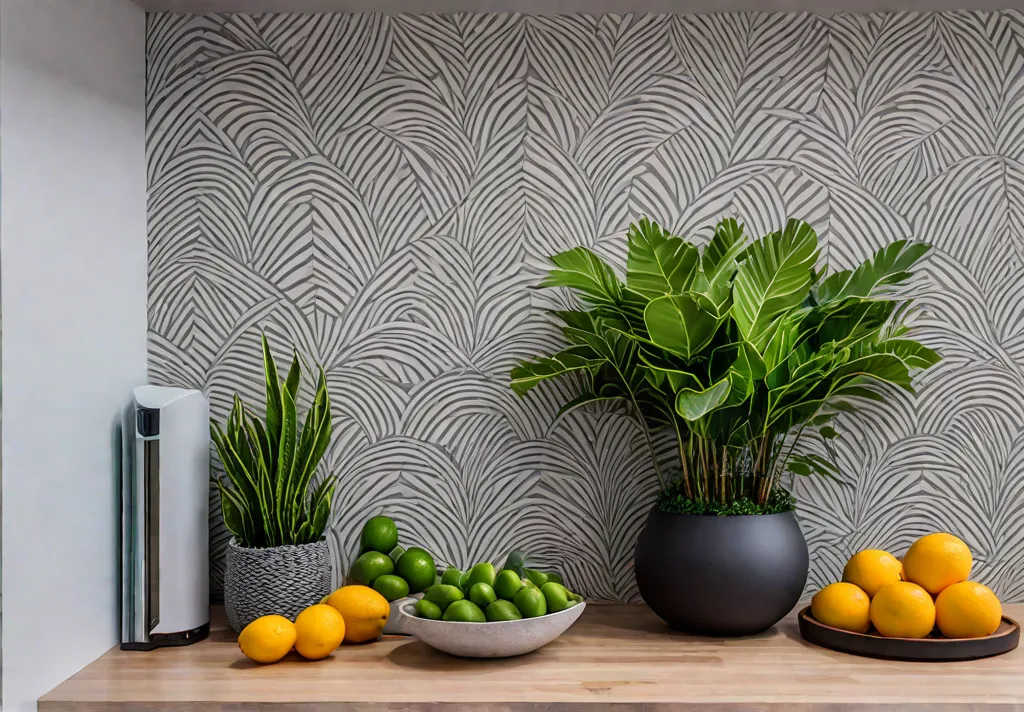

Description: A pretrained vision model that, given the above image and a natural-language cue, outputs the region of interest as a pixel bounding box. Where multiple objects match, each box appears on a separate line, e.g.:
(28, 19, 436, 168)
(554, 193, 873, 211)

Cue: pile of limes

(416, 562, 583, 622)
(347, 515, 437, 601)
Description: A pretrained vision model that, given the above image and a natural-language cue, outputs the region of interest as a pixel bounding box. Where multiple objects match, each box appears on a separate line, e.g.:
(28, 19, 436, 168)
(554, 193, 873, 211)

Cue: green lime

(513, 586, 547, 618)
(424, 584, 464, 611)
(459, 570, 471, 590)
(494, 569, 523, 600)
(469, 582, 497, 608)
(360, 515, 399, 554)
(396, 547, 436, 594)
(416, 599, 443, 620)
(546, 572, 564, 586)
(541, 582, 570, 612)
(485, 599, 523, 621)
(443, 599, 486, 623)
(373, 574, 410, 602)
(466, 562, 496, 589)
(441, 566, 464, 589)
(522, 578, 536, 589)
(524, 568, 549, 587)
(349, 550, 394, 586)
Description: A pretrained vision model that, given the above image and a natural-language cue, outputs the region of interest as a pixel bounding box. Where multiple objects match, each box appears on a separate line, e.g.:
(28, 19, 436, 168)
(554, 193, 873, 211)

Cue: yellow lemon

(935, 581, 1002, 639)
(811, 582, 871, 633)
(238, 615, 296, 664)
(326, 585, 390, 644)
(294, 604, 346, 660)
(902, 533, 972, 595)
(842, 549, 903, 597)
(869, 581, 936, 638)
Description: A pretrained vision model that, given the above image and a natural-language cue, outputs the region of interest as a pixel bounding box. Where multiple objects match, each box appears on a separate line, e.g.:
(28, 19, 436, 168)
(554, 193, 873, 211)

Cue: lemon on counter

(327, 585, 390, 643)
(935, 581, 1002, 639)
(869, 581, 936, 638)
(294, 604, 346, 660)
(238, 615, 297, 664)
(842, 549, 902, 598)
(811, 582, 871, 633)
(902, 533, 972, 595)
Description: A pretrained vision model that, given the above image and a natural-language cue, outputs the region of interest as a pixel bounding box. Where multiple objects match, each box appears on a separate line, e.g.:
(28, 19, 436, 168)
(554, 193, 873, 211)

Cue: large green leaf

(733, 219, 819, 352)
(675, 378, 731, 421)
(702, 218, 747, 280)
(510, 345, 599, 396)
(542, 247, 624, 308)
(815, 240, 929, 304)
(638, 348, 704, 391)
(644, 294, 723, 360)
(878, 339, 941, 371)
(626, 217, 700, 298)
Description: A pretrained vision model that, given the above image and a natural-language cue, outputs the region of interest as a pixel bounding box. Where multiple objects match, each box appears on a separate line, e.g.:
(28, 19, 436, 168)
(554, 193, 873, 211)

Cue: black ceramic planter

(634, 506, 808, 636)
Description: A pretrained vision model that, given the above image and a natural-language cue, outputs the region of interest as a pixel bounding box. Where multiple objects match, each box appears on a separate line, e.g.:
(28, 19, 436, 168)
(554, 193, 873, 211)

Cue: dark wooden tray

(798, 606, 1020, 662)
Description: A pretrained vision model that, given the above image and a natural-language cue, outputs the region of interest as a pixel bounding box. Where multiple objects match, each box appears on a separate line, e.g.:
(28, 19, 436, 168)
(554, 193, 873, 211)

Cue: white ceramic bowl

(395, 599, 586, 658)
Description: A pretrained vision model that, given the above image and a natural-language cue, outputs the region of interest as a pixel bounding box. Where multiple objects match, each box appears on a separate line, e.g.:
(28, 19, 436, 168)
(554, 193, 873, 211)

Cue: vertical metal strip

(144, 439, 160, 632)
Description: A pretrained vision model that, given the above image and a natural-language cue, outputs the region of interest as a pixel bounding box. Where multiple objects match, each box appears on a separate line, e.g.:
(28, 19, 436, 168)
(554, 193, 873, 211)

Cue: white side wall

(0, 1, 147, 710)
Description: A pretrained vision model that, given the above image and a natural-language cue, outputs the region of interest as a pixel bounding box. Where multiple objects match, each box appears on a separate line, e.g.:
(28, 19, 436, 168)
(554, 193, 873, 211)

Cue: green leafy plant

(211, 333, 334, 547)
(511, 218, 940, 511)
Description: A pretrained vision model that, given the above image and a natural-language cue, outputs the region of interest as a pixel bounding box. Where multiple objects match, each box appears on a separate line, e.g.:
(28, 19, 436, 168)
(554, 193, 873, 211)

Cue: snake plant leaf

(625, 217, 700, 298)
(675, 378, 732, 421)
(815, 240, 930, 304)
(291, 370, 333, 531)
(284, 351, 301, 404)
(733, 219, 819, 352)
(645, 294, 723, 360)
(262, 332, 283, 462)
(510, 346, 599, 396)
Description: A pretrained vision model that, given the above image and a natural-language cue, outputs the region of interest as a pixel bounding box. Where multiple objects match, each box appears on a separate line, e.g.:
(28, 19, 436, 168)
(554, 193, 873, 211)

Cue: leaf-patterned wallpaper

(146, 11, 1024, 602)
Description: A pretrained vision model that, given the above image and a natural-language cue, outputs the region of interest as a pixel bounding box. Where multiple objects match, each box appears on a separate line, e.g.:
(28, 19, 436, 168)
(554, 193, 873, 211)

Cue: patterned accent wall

(146, 11, 1024, 602)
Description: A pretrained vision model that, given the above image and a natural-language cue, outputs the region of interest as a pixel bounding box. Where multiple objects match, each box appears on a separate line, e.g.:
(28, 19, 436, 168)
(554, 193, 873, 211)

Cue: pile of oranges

(811, 532, 1002, 639)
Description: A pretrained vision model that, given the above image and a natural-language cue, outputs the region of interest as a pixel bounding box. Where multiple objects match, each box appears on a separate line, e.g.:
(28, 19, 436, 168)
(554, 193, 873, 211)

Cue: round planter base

(634, 507, 808, 637)
(224, 538, 332, 633)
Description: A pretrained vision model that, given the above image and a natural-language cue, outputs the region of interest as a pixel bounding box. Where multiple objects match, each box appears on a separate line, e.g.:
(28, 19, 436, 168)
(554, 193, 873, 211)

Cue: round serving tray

(798, 606, 1020, 662)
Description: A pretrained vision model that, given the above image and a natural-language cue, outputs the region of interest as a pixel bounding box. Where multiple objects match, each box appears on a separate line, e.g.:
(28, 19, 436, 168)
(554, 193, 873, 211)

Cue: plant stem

(630, 398, 666, 490)
(672, 417, 693, 500)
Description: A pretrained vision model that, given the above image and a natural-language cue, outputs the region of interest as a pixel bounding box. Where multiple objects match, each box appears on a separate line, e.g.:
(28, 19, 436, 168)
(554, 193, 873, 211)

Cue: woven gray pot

(224, 538, 332, 633)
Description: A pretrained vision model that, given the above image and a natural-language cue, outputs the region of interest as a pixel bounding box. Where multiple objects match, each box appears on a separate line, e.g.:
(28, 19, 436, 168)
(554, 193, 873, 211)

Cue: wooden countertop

(41, 604, 1024, 711)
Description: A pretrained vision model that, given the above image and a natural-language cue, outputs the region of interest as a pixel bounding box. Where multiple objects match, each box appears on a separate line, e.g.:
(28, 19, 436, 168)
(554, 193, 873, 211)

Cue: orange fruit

(935, 581, 1002, 639)
(869, 581, 936, 638)
(294, 604, 346, 660)
(237, 615, 296, 664)
(326, 584, 390, 643)
(842, 549, 903, 597)
(811, 582, 871, 633)
(902, 533, 972, 595)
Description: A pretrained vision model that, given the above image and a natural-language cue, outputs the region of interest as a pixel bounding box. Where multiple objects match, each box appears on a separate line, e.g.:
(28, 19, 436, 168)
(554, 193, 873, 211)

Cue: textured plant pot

(634, 506, 808, 636)
(224, 538, 332, 633)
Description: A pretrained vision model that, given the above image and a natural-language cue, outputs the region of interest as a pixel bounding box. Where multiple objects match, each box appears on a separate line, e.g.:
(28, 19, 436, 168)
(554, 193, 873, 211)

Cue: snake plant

(211, 333, 334, 547)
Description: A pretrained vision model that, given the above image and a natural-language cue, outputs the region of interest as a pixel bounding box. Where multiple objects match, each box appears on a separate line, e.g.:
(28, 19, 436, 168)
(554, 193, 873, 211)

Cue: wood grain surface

(40, 604, 1024, 711)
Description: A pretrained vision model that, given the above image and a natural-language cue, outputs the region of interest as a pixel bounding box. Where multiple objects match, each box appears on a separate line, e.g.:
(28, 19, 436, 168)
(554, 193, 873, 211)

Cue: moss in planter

(656, 486, 796, 516)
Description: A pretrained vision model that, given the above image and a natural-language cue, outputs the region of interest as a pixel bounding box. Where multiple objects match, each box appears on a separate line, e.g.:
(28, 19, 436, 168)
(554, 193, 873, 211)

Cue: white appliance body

(121, 385, 210, 650)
